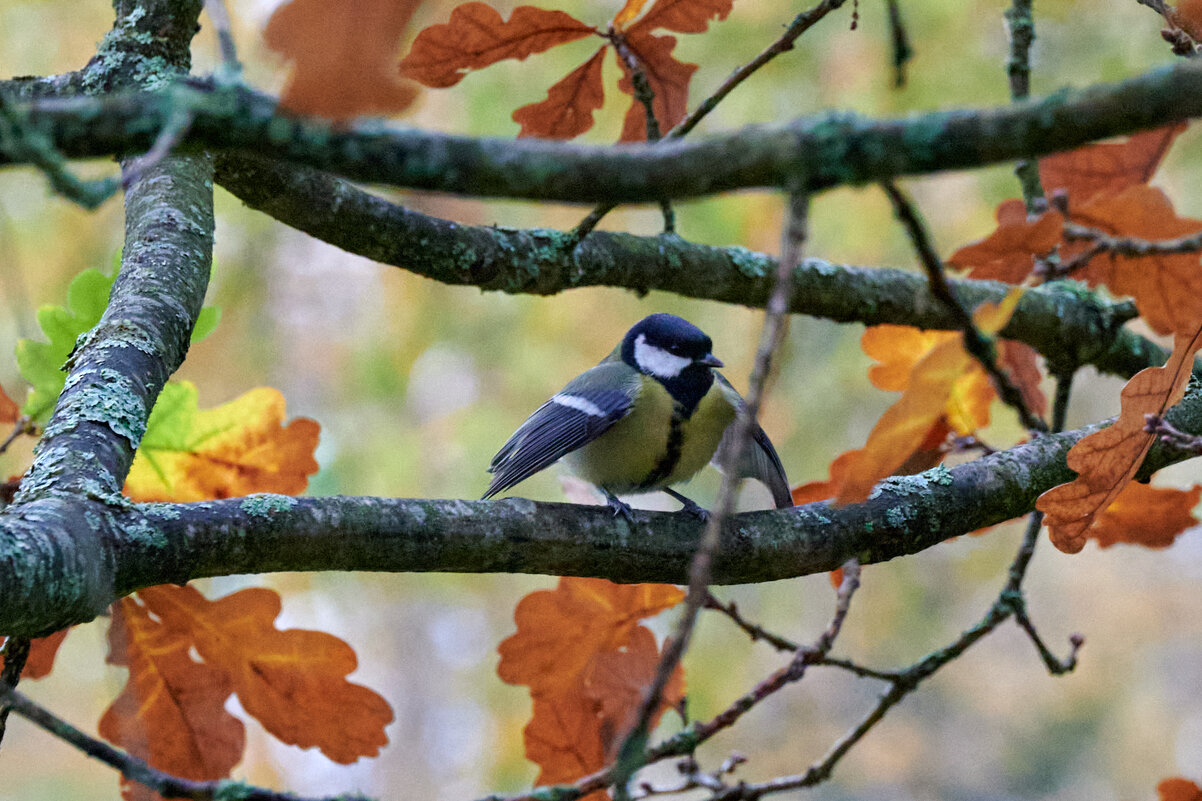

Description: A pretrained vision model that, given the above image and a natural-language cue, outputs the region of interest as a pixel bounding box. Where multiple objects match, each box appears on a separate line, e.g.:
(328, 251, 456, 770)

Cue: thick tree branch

(0, 0, 212, 636)
(1, 58, 1202, 201)
(2, 383, 1201, 637)
(211, 155, 1163, 380)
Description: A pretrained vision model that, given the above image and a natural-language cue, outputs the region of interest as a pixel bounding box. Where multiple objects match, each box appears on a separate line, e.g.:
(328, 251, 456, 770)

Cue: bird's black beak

(699, 354, 724, 368)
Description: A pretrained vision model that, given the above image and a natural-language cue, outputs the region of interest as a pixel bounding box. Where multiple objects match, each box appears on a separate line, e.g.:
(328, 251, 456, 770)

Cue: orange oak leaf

(1062, 185, 1202, 337)
(137, 584, 393, 764)
(1088, 481, 1201, 549)
(524, 693, 607, 792)
(101, 597, 245, 801)
(124, 383, 320, 503)
(0, 383, 18, 424)
(21, 629, 70, 679)
(513, 47, 607, 139)
(1037, 325, 1202, 553)
(498, 578, 684, 696)
(1000, 340, 1047, 418)
(835, 291, 1023, 505)
(613, 0, 652, 28)
(1176, 0, 1202, 40)
(947, 199, 1063, 283)
(264, 0, 424, 120)
(1039, 124, 1186, 207)
(498, 578, 684, 793)
(626, 0, 735, 35)
(1159, 778, 1202, 801)
(860, 325, 997, 436)
(616, 31, 697, 142)
(398, 3, 595, 88)
(525, 626, 683, 793)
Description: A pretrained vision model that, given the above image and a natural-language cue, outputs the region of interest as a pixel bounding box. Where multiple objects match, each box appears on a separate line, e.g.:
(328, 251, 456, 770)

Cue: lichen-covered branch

(2, 383, 1200, 637)
(214, 154, 1161, 380)
(2, 57, 1202, 201)
(0, 0, 211, 636)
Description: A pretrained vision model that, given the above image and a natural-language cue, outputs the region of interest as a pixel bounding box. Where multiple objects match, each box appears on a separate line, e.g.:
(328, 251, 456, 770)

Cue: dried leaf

(999, 340, 1047, 418)
(498, 578, 684, 791)
(498, 578, 683, 696)
(265, 0, 423, 120)
(124, 382, 320, 502)
(399, 3, 595, 88)
(1037, 326, 1202, 553)
(1039, 124, 1186, 207)
(524, 693, 607, 792)
(1065, 185, 1202, 337)
(0, 383, 18, 424)
(1088, 482, 1201, 549)
(1159, 778, 1202, 801)
(137, 584, 393, 764)
(21, 629, 70, 680)
(613, 0, 652, 28)
(100, 598, 245, 801)
(513, 48, 607, 139)
(616, 31, 696, 142)
(627, 0, 735, 34)
(947, 200, 1063, 283)
(835, 291, 1023, 505)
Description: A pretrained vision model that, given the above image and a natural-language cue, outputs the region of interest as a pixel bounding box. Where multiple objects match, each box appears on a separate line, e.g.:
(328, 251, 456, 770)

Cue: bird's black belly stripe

(640, 403, 686, 489)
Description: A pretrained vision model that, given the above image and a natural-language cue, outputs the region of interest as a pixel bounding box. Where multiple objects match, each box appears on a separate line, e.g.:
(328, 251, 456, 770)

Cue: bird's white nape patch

(551, 393, 607, 417)
(634, 333, 691, 379)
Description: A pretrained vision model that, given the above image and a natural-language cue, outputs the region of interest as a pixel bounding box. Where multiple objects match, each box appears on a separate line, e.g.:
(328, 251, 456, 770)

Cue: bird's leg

(601, 489, 636, 521)
(663, 488, 709, 521)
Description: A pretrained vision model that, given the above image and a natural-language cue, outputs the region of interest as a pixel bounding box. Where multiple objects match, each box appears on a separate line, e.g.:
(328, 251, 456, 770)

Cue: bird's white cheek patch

(634, 334, 690, 379)
(552, 393, 607, 417)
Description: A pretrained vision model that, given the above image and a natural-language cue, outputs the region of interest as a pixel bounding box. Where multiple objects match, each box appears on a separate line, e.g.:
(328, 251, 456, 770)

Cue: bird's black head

(620, 313, 722, 414)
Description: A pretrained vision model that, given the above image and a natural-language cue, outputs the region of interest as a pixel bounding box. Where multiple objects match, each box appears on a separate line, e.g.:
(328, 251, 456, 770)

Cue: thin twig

(704, 591, 799, 652)
(570, 0, 848, 244)
(601, 31, 674, 235)
(203, 0, 243, 79)
(0, 92, 119, 209)
(671, 0, 849, 139)
(884, 0, 913, 88)
(1062, 221, 1202, 255)
(0, 636, 30, 746)
(121, 105, 196, 189)
(0, 687, 354, 801)
(1145, 413, 1202, 453)
(1004, 0, 1045, 207)
(0, 415, 35, 456)
(882, 180, 1048, 433)
(610, 192, 808, 799)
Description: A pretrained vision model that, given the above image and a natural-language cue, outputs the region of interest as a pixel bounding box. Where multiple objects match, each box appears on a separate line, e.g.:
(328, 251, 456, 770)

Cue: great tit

(483, 313, 792, 518)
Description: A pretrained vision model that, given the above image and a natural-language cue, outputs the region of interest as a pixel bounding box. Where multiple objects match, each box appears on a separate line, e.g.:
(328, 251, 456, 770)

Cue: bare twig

(1145, 413, 1202, 453)
(610, 191, 808, 799)
(0, 415, 35, 456)
(0, 92, 119, 208)
(704, 592, 799, 652)
(0, 636, 30, 746)
(882, 180, 1048, 433)
(885, 0, 913, 88)
(1063, 221, 1202, 255)
(203, 0, 243, 79)
(0, 687, 354, 801)
(570, 0, 848, 243)
(121, 105, 195, 189)
(1004, 0, 1045, 206)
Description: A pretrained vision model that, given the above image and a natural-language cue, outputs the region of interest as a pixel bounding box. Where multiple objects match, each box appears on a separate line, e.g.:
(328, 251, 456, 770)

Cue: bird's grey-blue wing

(713, 374, 793, 509)
(484, 365, 638, 499)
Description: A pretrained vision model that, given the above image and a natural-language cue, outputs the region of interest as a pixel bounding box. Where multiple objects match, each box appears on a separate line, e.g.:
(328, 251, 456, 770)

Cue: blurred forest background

(1, 0, 1201, 798)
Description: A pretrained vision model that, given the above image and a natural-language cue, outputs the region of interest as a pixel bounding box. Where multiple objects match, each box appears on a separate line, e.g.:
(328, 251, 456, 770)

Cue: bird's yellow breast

(564, 376, 734, 494)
